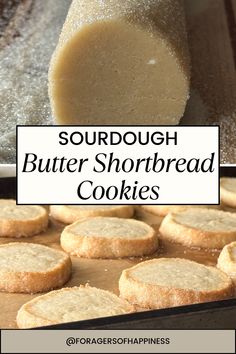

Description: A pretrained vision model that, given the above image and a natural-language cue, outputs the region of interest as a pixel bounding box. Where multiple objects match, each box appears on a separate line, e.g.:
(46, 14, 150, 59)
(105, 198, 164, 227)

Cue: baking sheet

(0, 207, 227, 329)
(0, 0, 235, 164)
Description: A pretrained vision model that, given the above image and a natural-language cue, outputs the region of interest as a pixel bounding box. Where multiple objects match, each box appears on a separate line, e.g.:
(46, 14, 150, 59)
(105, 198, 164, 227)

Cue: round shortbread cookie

(0, 200, 48, 238)
(218, 242, 236, 285)
(61, 217, 158, 258)
(17, 286, 135, 328)
(0, 243, 72, 293)
(50, 205, 134, 224)
(119, 258, 234, 309)
(220, 178, 236, 208)
(159, 208, 236, 249)
(141, 205, 218, 217)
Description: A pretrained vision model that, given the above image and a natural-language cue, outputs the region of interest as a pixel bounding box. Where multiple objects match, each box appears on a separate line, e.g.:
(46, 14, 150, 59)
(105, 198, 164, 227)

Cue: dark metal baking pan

(1, 170, 236, 329)
(43, 299, 236, 330)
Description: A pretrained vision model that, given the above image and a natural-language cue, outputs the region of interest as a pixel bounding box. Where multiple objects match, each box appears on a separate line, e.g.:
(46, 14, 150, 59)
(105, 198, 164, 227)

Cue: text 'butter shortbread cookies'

(119, 258, 234, 309)
(159, 208, 236, 249)
(0, 200, 48, 238)
(50, 205, 134, 224)
(61, 217, 158, 258)
(220, 178, 236, 208)
(218, 241, 236, 286)
(0, 243, 72, 293)
(17, 286, 135, 328)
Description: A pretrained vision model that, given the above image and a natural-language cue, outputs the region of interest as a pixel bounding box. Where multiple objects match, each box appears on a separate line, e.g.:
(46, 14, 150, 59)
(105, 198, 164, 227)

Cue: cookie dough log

(49, 0, 190, 125)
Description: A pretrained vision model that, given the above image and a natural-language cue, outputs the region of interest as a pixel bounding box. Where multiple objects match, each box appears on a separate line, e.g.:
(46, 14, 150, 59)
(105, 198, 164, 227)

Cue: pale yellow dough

(49, 0, 190, 125)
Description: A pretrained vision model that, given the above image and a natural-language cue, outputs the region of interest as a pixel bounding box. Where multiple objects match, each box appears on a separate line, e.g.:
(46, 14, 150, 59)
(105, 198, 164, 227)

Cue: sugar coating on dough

(69, 217, 150, 239)
(0, 200, 44, 220)
(0, 243, 68, 272)
(131, 258, 229, 291)
(49, 0, 190, 125)
(174, 209, 236, 232)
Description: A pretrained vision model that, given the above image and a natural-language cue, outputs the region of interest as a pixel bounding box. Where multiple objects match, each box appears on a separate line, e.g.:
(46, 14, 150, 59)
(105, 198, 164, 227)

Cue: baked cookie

(50, 205, 134, 224)
(0, 243, 71, 293)
(141, 205, 218, 217)
(119, 258, 234, 309)
(0, 200, 48, 237)
(17, 285, 135, 328)
(159, 208, 236, 249)
(60, 217, 158, 258)
(220, 178, 236, 208)
(218, 241, 236, 285)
